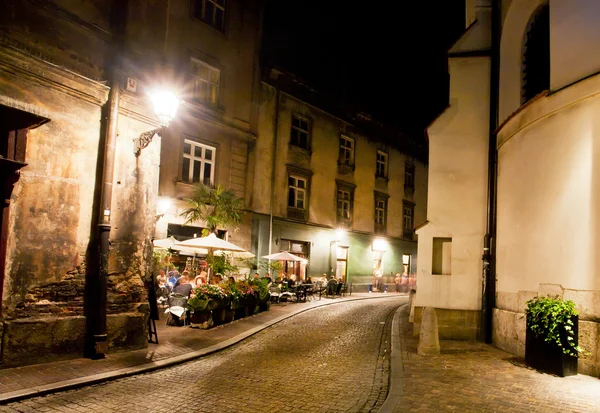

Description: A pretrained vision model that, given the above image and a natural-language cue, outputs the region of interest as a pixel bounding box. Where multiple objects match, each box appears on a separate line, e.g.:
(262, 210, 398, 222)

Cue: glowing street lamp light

(149, 90, 180, 127)
(133, 89, 180, 156)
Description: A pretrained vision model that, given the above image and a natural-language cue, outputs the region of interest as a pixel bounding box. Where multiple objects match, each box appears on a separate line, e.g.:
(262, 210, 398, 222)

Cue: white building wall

(416, 55, 489, 311)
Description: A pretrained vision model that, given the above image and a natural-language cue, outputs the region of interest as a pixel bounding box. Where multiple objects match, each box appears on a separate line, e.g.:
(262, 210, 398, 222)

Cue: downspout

(481, 0, 501, 344)
(87, 0, 128, 358)
(268, 76, 280, 269)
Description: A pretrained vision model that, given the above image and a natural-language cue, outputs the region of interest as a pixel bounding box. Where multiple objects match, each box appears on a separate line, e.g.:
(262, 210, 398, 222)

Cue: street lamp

(133, 89, 180, 156)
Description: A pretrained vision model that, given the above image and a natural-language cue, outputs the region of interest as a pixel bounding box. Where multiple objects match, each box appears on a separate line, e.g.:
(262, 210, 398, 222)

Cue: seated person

(156, 269, 167, 287)
(194, 275, 206, 287)
(173, 273, 193, 297)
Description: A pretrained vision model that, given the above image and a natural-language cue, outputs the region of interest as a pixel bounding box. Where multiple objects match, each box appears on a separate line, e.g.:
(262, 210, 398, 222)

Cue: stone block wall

(413, 307, 480, 341)
(494, 284, 600, 377)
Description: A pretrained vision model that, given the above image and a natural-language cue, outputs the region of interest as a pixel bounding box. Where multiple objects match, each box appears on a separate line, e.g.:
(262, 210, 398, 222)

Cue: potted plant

(525, 295, 583, 376)
(250, 278, 271, 312)
(188, 284, 228, 327)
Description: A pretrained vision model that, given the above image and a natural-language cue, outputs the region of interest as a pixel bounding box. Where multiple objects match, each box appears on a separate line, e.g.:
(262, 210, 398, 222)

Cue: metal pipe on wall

(87, 0, 128, 359)
(268, 76, 280, 270)
(481, 0, 501, 344)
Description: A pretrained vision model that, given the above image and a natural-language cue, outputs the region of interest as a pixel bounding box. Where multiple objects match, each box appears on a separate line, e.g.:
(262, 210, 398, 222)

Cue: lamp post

(133, 90, 180, 156)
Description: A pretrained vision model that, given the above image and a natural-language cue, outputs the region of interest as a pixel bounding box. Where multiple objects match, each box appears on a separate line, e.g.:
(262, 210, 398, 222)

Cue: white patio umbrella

(214, 250, 255, 259)
(261, 251, 308, 263)
(153, 236, 207, 255)
(176, 233, 250, 277)
(176, 233, 247, 253)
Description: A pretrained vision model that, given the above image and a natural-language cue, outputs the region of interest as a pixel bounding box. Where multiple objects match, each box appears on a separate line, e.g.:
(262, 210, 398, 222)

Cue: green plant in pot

(525, 295, 583, 376)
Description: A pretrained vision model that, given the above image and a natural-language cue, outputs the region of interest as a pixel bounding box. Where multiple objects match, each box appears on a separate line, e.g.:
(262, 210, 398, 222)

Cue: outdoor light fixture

(133, 89, 180, 156)
(372, 238, 387, 252)
(335, 228, 346, 240)
(157, 198, 172, 215)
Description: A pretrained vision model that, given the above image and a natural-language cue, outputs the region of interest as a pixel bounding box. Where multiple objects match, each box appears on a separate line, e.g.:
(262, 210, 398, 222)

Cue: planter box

(525, 315, 578, 377)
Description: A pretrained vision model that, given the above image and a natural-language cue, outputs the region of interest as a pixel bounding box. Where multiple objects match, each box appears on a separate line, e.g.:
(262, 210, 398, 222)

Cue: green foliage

(249, 278, 270, 301)
(204, 252, 237, 276)
(525, 295, 584, 357)
(152, 249, 174, 272)
(180, 183, 244, 236)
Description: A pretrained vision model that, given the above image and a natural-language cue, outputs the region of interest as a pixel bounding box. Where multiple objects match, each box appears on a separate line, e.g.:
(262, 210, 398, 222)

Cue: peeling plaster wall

(0, 54, 107, 319)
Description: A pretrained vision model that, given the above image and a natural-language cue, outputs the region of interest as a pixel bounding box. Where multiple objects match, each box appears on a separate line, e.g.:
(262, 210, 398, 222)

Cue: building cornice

(0, 42, 109, 106)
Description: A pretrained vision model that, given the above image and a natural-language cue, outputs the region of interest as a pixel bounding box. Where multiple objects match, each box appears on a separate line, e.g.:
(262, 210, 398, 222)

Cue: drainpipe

(481, 0, 501, 344)
(268, 75, 280, 269)
(87, 0, 128, 359)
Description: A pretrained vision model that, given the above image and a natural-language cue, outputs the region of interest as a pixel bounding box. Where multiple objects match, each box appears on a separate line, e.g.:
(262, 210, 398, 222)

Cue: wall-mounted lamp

(157, 198, 172, 215)
(372, 238, 387, 252)
(133, 89, 180, 156)
(335, 228, 346, 240)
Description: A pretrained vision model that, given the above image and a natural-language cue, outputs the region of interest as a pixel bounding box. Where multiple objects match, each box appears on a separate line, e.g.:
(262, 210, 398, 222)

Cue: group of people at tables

(155, 268, 220, 301)
(155, 268, 345, 305)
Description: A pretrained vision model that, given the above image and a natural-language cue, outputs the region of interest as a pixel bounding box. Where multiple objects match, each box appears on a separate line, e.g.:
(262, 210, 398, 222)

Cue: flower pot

(525, 315, 578, 377)
(190, 310, 213, 329)
(259, 301, 270, 312)
(224, 308, 235, 323)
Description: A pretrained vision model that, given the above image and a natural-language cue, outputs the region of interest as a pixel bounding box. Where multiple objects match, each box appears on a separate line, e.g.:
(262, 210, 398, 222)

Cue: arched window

(521, 2, 550, 104)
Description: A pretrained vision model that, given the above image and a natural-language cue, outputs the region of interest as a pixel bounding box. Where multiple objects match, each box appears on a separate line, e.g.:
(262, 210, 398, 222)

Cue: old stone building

(0, 0, 262, 367)
(248, 70, 428, 287)
(152, 0, 262, 254)
(415, 0, 600, 377)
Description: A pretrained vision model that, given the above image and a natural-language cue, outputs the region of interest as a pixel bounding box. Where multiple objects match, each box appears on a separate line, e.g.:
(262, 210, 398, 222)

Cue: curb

(0, 294, 406, 405)
(377, 302, 407, 413)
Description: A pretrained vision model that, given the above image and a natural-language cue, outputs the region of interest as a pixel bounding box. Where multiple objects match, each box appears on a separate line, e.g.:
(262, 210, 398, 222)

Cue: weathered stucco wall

(496, 72, 600, 294)
(0, 48, 108, 319)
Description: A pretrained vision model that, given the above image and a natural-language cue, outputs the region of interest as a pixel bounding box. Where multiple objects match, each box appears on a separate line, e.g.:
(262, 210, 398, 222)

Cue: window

(339, 135, 354, 165)
(405, 163, 415, 188)
(376, 151, 388, 178)
(375, 199, 386, 226)
(374, 191, 389, 234)
(191, 59, 220, 106)
(432, 237, 452, 275)
(521, 3, 549, 104)
(290, 115, 310, 150)
(192, 0, 225, 33)
(403, 202, 414, 240)
(182, 139, 215, 185)
(288, 175, 307, 209)
(337, 189, 351, 220)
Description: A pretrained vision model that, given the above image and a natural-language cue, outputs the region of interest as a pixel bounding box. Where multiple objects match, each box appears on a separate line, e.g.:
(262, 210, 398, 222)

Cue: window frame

(288, 175, 308, 210)
(290, 114, 311, 150)
(376, 150, 388, 179)
(181, 138, 216, 185)
(338, 135, 355, 166)
(374, 191, 389, 234)
(335, 180, 356, 225)
(402, 201, 415, 240)
(404, 162, 415, 188)
(191, 0, 226, 33)
(190, 58, 221, 107)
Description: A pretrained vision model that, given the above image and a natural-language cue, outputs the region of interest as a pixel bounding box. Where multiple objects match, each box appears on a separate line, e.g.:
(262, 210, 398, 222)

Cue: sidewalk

(0, 292, 402, 405)
(380, 305, 600, 413)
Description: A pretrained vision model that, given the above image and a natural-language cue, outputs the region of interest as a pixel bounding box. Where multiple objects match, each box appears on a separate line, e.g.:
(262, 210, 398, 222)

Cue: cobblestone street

(393, 306, 600, 413)
(0, 298, 400, 413)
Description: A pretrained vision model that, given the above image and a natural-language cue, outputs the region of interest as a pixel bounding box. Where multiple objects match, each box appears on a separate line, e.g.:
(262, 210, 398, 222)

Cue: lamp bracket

(133, 127, 162, 157)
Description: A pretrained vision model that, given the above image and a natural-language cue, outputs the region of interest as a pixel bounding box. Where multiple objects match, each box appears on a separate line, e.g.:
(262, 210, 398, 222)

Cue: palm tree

(180, 183, 244, 236)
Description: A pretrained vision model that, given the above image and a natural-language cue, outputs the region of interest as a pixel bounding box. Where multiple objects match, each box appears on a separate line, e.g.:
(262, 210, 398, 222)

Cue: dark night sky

(262, 1, 466, 134)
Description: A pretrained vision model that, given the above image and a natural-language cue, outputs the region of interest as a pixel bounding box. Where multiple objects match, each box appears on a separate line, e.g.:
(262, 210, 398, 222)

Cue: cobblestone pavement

(395, 306, 600, 413)
(0, 298, 401, 413)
